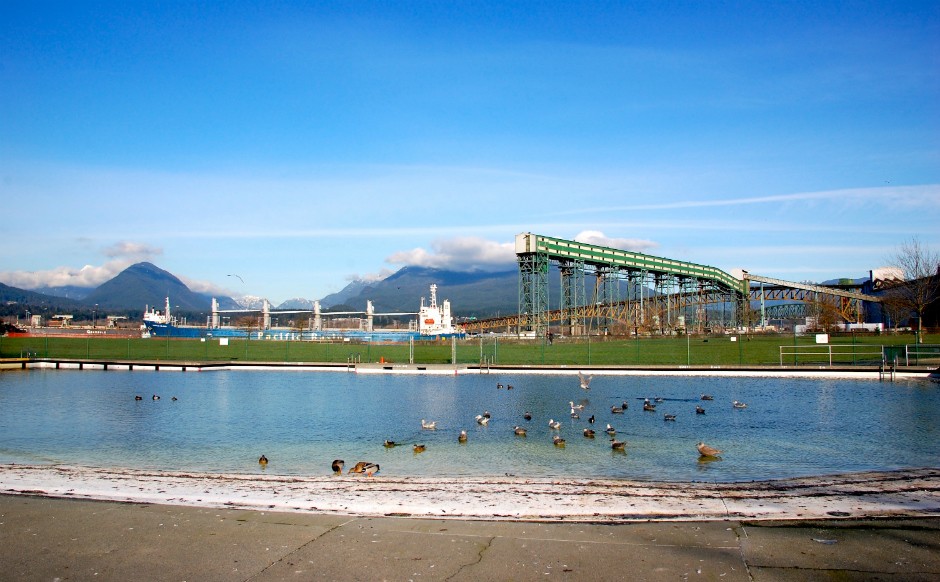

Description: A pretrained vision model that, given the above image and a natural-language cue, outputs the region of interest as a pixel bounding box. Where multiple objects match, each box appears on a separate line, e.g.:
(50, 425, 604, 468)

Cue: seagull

(421, 419, 437, 430)
(548, 419, 561, 430)
(577, 372, 593, 390)
(475, 414, 490, 425)
(569, 401, 584, 411)
(227, 274, 245, 284)
(697, 442, 722, 457)
(732, 400, 747, 409)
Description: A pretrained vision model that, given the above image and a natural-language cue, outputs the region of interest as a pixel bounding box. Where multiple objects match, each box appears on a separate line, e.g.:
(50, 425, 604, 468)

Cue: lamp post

(93, 304, 98, 329)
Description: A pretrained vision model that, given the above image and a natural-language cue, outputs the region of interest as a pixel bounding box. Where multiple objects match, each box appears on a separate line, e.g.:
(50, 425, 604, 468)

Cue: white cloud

(573, 230, 659, 253)
(0, 240, 162, 290)
(386, 236, 516, 270)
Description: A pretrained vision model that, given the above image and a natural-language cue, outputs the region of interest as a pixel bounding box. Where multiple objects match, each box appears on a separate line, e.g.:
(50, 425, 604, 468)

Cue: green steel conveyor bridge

(499, 232, 882, 337)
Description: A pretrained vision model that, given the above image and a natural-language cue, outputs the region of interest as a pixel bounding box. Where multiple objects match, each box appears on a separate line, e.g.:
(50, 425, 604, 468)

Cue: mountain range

(0, 262, 522, 319)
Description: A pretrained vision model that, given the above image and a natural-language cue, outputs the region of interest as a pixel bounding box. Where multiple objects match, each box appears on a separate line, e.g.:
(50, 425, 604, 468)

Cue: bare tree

(887, 237, 940, 340)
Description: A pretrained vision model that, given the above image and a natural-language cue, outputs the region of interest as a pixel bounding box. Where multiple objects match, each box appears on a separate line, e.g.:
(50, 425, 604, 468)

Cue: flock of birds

(134, 394, 177, 401)
(259, 371, 745, 477)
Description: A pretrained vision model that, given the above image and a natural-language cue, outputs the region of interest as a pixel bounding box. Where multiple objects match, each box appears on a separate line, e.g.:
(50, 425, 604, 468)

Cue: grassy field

(2, 331, 937, 367)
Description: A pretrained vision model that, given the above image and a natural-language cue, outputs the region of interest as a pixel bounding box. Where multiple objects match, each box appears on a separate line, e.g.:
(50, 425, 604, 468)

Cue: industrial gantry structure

(460, 232, 882, 336)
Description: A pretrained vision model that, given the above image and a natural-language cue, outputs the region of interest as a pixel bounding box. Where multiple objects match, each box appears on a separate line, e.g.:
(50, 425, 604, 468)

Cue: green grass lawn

(3, 331, 937, 367)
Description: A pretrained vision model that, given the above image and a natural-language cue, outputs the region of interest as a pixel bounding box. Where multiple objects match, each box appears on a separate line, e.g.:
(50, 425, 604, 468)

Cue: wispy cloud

(386, 236, 516, 270)
(550, 184, 940, 215)
(0, 240, 162, 290)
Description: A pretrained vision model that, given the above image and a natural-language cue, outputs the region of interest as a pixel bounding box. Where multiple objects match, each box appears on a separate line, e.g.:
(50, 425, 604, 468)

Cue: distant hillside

(31, 284, 95, 301)
(319, 279, 373, 309)
(0, 282, 86, 313)
(336, 267, 520, 318)
(82, 262, 212, 311)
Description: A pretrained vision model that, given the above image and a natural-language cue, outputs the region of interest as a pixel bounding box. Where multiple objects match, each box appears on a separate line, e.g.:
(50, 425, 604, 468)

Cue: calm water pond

(1, 369, 937, 483)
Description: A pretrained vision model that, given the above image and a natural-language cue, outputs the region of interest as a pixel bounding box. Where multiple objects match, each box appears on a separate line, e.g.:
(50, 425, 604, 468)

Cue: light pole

(93, 304, 98, 329)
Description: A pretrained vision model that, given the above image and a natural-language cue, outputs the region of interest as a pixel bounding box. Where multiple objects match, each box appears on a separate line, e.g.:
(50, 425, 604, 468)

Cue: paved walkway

(2, 495, 938, 581)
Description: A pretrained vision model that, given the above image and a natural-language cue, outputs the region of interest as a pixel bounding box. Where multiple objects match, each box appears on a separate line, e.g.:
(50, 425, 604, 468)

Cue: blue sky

(2, 1, 938, 304)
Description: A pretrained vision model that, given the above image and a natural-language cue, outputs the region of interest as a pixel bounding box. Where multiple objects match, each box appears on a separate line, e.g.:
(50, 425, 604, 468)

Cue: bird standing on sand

(331, 459, 344, 474)
(349, 461, 380, 476)
(697, 442, 722, 457)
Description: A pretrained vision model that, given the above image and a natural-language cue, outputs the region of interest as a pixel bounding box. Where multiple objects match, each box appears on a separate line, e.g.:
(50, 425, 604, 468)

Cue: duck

(514, 426, 527, 436)
(413, 444, 426, 453)
(610, 439, 626, 450)
(523, 412, 532, 421)
(583, 428, 596, 438)
(654, 397, 664, 403)
(577, 371, 593, 390)
(552, 435, 566, 447)
(421, 419, 437, 430)
(483, 411, 491, 419)
(475, 414, 490, 425)
(134, 395, 143, 401)
(621, 401, 629, 411)
(506, 384, 514, 390)
(383, 440, 400, 448)
(331, 459, 345, 474)
(701, 394, 714, 401)
(458, 430, 468, 443)
(697, 442, 722, 457)
(643, 402, 656, 412)
(664, 413, 677, 422)
(605, 423, 616, 436)
(588, 414, 595, 424)
(610, 405, 624, 414)
(349, 461, 380, 475)
(570, 409, 580, 419)
(152, 394, 160, 400)
(695, 405, 706, 414)
(171, 396, 178, 401)
(258, 454, 268, 466)
(548, 419, 561, 430)
(732, 400, 747, 409)
(496, 383, 504, 389)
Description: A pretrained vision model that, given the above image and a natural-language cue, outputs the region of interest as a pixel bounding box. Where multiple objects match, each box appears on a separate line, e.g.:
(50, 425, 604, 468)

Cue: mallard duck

(421, 419, 437, 430)
(458, 430, 468, 443)
(413, 444, 426, 453)
(611, 405, 624, 414)
(349, 461, 380, 476)
(610, 439, 626, 450)
(331, 459, 344, 474)
(258, 454, 268, 466)
(513, 426, 527, 436)
(643, 402, 656, 412)
(583, 428, 596, 438)
(696, 442, 722, 457)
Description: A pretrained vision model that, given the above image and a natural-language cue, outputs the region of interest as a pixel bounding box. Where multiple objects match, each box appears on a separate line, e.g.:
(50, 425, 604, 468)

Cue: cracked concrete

(2, 495, 938, 581)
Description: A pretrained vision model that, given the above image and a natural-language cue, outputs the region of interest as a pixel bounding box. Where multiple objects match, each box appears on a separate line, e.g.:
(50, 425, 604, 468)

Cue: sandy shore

(2, 464, 938, 522)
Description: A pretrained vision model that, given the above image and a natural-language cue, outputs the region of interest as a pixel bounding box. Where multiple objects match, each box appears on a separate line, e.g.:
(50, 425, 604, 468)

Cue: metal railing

(779, 345, 886, 366)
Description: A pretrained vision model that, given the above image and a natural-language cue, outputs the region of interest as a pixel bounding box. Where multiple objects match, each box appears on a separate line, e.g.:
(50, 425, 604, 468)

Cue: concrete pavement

(2, 495, 938, 581)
